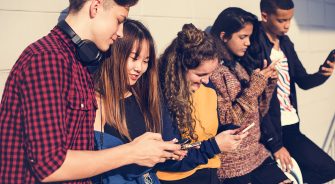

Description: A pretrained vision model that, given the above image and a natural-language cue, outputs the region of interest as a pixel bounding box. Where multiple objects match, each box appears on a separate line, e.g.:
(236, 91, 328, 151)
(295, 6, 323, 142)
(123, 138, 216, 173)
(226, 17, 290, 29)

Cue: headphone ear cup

(57, 20, 103, 66)
(76, 40, 103, 66)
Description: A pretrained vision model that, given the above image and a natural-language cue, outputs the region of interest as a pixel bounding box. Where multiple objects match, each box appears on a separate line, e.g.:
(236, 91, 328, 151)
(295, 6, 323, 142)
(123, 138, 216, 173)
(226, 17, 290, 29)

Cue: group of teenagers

(1, 0, 335, 184)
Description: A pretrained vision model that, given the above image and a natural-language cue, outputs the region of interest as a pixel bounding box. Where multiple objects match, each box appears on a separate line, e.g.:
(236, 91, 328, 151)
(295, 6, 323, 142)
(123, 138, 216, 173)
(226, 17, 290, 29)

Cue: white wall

(0, 0, 334, 150)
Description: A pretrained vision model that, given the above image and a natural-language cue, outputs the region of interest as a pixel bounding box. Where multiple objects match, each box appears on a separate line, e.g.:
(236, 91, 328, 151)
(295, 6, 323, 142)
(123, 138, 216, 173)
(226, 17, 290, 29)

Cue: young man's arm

(284, 37, 332, 89)
(43, 132, 180, 182)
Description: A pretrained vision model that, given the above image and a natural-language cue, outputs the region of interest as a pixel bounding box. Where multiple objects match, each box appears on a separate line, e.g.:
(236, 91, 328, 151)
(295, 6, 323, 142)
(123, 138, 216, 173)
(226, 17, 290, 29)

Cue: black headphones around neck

(57, 20, 103, 66)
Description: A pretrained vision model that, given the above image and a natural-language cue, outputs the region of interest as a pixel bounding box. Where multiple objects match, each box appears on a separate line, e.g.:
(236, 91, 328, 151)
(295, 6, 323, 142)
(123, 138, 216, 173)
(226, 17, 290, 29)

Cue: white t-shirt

(270, 48, 299, 126)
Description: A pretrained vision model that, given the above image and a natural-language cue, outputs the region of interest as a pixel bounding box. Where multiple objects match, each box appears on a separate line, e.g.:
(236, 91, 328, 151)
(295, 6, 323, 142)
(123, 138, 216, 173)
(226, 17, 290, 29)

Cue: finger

(169, 153, 180, 161)
(265, 69, 274, 77)
(230, 134, 242, 141)
(262, 70, 272, 79)
(263, 59, 268, 69)
(320, 67, 333, 76)
(271, 58, 280, 66)
(272, 72, 278, 79)
(161, 150, 174, 159)
(167, 138, 179, 144)
(320, 71, 332, 76)
(178, 155, 185, 161)
(279, 158, 286, 172)
(161, 142, 181, 151)
(271, 70, 278, 77)
(288, 156, 293, 171)
(321, 66, 332, 72)
(283, 157, 291, 172)
(238, 132, 248, 139)
(327, 61, 335, 68)
(262, 65, 274, 75)
(173, 150, 187, 157)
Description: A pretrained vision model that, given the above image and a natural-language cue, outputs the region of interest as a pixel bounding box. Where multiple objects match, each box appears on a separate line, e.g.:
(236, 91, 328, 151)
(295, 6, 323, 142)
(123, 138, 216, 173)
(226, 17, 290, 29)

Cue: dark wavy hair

(211, 7, 260, 88)
(94, 19, 160, 140)
(159, 24, 218, 141)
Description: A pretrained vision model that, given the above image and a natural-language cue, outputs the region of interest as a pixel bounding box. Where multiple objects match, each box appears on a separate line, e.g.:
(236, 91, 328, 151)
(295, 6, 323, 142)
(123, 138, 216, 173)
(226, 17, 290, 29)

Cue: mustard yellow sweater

(157, 84, 221, 180)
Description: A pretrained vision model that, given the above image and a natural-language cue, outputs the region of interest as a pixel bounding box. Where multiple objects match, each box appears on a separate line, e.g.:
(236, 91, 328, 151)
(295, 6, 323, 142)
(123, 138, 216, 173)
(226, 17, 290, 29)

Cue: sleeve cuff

(27, 146, 67, 181)
(265, 139, 283, 154)
(205, 137, 221, 154)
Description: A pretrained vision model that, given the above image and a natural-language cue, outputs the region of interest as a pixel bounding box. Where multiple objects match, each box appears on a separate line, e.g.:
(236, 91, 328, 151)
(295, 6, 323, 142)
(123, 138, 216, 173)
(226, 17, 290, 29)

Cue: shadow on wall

(294, 0, 335, 30)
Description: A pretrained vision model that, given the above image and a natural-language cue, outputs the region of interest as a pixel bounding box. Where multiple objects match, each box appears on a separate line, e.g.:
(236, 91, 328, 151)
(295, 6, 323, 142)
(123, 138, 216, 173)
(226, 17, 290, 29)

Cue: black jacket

(258, 23, 330, 153)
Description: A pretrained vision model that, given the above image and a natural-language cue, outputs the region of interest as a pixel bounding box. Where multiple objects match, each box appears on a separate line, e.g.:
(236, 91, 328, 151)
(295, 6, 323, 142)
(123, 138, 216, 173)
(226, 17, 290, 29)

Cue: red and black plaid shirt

(0, 26, 97, 183)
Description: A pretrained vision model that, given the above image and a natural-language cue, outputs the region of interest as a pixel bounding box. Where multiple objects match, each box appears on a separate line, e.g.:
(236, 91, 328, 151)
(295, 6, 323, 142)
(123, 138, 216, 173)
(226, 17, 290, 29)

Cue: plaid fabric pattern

(0, 27, 96, 183)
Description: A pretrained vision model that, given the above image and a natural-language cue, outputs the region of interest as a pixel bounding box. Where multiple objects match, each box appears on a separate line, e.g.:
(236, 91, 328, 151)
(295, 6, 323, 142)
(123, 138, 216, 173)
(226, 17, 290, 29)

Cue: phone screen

(234, 123, 255, 135)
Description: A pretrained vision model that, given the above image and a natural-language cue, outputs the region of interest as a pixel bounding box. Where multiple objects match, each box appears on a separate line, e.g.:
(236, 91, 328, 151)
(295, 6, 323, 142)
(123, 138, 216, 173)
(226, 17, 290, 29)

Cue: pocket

(67, 95, 96, 111)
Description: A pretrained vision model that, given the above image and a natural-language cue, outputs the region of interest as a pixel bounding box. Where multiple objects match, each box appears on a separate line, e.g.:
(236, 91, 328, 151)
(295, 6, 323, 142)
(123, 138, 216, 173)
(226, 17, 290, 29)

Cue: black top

(257, 22, 330, 153)
(104, 94, 221, 172)
(105, 95, 146, 142)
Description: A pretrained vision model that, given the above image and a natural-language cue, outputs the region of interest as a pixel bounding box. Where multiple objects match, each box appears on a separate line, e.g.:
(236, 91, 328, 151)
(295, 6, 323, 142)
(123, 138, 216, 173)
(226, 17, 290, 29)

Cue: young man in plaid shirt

(0, 0, 180, 183)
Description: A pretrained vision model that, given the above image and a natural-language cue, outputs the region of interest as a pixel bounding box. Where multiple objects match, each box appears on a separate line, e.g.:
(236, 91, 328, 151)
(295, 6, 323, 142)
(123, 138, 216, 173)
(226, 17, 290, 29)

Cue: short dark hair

(69, 0, 138, 12)
(260, 0, 294, 14)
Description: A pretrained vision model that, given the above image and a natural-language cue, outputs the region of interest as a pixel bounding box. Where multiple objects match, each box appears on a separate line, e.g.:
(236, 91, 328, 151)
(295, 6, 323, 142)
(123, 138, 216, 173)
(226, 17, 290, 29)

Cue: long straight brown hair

(94, 19, 161, 140)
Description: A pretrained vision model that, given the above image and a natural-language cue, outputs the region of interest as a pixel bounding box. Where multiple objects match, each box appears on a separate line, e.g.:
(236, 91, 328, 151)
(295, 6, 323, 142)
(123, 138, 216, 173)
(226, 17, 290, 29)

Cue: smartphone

(324, 49, 335, 67)
(180, 138, 191, 145)
(234, 122, 255, 135)
(181, 141, 202, 150)
(217, 123, 240, 133)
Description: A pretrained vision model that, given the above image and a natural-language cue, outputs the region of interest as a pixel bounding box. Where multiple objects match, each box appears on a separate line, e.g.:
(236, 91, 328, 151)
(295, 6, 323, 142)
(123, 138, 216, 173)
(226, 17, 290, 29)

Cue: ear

(220, 31, 228, 43)
(261, 12, 268, 22)
(89, 0, 103, 18)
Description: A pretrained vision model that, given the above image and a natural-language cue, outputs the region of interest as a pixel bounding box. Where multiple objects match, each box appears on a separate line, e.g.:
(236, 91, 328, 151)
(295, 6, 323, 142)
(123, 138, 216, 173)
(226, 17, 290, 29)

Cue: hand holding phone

(234, 122, 255, 135)
(181, 141, 202, 150)
(324, 49, 335, 67)
(180, 139, 202, 150)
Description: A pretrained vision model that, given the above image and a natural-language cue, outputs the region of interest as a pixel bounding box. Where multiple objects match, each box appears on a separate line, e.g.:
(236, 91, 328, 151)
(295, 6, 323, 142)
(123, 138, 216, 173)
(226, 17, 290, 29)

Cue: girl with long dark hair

(93, 19, 183, 184)
(210, 7, 291, 184)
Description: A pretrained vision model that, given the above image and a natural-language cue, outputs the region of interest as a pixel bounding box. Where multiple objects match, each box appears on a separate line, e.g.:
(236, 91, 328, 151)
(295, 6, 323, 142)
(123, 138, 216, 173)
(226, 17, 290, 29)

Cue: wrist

(211, 137, 221, 153)
(116, 143, 136, 165)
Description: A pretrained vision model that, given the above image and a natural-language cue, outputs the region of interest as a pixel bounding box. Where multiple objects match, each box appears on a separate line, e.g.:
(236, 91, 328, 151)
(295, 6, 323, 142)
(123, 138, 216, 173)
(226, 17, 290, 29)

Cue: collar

(51, 25, 77, 54)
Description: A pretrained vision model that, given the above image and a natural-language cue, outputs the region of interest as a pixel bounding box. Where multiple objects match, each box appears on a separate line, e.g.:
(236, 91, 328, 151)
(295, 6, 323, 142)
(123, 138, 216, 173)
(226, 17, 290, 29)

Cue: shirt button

(29, 159, 35, 163)
(81, 103, 84, 108)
